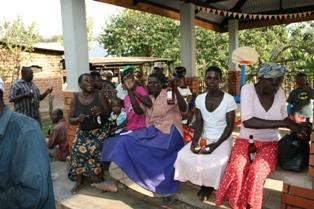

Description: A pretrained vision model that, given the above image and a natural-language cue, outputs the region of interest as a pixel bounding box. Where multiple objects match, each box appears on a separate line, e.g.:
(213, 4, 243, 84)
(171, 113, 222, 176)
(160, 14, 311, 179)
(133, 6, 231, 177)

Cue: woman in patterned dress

(68, 73, 110, 194)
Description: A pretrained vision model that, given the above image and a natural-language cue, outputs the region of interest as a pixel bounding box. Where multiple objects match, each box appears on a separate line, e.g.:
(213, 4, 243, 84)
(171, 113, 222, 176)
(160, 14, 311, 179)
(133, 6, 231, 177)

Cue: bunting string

(198, 6, 313, 21)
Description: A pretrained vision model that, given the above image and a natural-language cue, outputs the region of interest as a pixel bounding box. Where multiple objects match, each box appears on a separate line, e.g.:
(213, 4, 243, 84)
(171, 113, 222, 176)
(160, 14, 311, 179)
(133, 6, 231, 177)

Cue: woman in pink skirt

(215, 62, 309, 209)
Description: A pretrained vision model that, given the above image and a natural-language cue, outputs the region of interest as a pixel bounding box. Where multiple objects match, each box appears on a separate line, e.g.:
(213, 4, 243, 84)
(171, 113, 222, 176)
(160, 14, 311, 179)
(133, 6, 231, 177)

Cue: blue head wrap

(257, 62, 286, 79)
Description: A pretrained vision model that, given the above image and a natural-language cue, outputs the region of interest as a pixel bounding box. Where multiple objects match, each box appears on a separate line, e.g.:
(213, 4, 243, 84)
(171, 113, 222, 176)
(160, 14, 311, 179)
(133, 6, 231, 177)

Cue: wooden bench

(109, 125, 314, 209)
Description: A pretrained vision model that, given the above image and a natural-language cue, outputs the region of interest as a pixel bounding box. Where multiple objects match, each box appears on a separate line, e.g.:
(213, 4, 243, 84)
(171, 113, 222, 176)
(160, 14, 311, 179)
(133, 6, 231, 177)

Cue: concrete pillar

(227, 19, 239, 96)
(179, 2, 196, 77)
(60, 0, 89, 91)
(228, 19, 238, 71)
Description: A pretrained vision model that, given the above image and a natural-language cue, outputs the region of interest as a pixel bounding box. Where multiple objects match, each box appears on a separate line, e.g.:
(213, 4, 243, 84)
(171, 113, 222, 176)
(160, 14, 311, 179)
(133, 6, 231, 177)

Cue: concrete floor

(51, 161, 282, 209)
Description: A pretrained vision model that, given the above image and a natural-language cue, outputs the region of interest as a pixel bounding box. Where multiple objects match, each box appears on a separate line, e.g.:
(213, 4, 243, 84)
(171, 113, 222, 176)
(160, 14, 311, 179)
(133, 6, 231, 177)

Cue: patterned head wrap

(257, 62, 286, 79)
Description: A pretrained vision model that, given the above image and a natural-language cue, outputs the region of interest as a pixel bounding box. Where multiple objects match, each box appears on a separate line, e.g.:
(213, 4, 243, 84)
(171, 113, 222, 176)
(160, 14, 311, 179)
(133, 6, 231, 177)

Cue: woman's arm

(190, 108, 203, 153)
(68, 94, 86, 125)
(243, 117, 308, 136)
(99, 92, 111, 118)
(128, 89, 144, 114)
(133, 91, 152, 108)
(175, 87, 188, 113)
(202, 110, 235, 154)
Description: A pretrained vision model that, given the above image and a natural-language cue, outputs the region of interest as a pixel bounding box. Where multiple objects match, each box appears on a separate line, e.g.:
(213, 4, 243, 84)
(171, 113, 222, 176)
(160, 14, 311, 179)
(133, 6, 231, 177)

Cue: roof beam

(95, 0, 222, 31)
(220, 12, 314, 32)
(219, 0, 247, 28)
(258, 5, 314, 14)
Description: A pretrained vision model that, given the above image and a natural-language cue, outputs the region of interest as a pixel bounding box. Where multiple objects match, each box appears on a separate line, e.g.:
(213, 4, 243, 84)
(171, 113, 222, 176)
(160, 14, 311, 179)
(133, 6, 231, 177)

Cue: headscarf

(257, 62, 286, 79)
(0, 77, 4, 92)
(121, 65, 135, 80)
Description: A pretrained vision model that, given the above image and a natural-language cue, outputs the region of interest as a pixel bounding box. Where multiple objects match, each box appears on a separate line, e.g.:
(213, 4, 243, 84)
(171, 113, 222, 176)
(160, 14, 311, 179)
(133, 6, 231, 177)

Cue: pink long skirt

(215, 138, 278, 209)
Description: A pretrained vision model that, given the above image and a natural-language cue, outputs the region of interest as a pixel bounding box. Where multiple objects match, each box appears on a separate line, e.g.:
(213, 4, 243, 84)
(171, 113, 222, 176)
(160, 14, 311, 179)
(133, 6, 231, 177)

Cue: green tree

(196, 27, 228, 74)
(98, 10, 180, 61)
(0, 16, 40, 81)
(98, 10, 313, 79)
(276, 22, 314, 74)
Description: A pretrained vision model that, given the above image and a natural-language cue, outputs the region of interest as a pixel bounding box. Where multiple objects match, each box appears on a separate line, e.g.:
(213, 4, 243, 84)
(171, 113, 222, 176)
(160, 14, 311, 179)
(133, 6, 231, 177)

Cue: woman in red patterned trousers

(215, 62, 309, 209)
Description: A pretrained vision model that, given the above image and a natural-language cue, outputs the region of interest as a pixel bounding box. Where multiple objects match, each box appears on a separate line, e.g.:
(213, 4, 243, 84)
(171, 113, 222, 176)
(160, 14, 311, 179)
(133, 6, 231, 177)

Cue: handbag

(278, 132, 310, 172)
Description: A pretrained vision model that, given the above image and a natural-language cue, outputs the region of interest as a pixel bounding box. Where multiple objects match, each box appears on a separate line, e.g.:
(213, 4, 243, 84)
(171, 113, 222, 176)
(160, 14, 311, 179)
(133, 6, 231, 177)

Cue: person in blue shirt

(0, 77, 55, 209)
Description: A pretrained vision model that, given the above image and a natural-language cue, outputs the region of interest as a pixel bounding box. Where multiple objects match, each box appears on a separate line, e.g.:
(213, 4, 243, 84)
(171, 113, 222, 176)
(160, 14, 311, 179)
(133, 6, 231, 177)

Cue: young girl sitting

(108, 98, 127, 136)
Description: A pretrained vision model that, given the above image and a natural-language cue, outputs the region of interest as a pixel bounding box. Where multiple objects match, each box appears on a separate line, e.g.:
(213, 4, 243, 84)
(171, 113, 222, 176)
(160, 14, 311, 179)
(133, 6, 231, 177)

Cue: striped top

(9, 79, 41, 119)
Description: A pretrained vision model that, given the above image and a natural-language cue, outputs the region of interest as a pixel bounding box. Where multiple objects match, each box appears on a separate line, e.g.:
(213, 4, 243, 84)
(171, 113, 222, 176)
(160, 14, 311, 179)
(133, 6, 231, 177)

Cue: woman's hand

(248, 142, 256, 154)
(190, 142, 201, 154)
(285, 117, 309, 138)
(91, 106, 101, 116)
(200, 142, 218, 154)
(77, 114, 87, 123)
(124, 78, 135, 90)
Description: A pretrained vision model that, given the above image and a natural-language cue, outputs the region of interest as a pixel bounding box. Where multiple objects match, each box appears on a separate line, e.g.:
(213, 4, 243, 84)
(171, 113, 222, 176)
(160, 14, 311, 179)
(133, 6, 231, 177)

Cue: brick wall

(63, 91, 78, 151)
(185, 77, 201, 94)
(310, 122, 314, 188)
(0, 50, 64, 115)
(227, 70, 240, 96)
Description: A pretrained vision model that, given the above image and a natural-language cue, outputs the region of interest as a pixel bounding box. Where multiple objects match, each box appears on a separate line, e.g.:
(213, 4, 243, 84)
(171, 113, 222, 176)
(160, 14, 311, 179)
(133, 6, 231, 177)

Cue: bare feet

(197, 186, 214, 201)
(91, 180, 118, 192)
(71, 182, 84, 194)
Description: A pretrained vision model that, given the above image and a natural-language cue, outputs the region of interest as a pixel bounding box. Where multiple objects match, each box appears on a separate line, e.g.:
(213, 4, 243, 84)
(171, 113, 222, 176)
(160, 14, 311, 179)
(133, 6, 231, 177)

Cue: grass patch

(42, 116, 53, 136)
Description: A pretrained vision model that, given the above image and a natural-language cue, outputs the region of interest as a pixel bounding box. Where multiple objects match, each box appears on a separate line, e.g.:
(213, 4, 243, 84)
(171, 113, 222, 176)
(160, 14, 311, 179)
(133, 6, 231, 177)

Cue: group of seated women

(67, 63, 309, 209)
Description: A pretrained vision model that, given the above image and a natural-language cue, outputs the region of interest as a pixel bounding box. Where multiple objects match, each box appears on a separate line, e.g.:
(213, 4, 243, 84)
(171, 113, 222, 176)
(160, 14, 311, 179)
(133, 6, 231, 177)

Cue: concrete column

(228, 19, 239, 71)
(227, 19, 239, 96)
(179, 2, 196, 77)
(60, 0, 89, 91)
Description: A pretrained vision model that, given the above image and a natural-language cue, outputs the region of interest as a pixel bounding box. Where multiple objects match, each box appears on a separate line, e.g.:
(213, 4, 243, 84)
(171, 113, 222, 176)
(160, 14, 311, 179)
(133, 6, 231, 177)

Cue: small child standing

(108, 98, 127, 136)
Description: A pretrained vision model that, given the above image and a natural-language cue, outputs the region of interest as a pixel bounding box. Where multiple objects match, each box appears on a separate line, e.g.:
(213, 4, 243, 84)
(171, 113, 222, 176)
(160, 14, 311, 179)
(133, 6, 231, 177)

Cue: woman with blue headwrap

(216, 62, 309, 209)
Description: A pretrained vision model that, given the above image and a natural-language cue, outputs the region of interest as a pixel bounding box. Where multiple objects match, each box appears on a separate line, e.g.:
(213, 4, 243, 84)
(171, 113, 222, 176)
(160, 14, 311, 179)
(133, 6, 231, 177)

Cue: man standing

(9, 66, 53, 126)
(0, 77, 56, 209)
(287, 72, 314, 122)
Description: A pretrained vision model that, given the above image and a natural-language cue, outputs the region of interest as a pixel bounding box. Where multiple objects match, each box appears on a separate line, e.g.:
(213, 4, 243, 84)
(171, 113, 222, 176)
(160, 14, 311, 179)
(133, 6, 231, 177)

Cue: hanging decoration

(198, 6, 313, 21)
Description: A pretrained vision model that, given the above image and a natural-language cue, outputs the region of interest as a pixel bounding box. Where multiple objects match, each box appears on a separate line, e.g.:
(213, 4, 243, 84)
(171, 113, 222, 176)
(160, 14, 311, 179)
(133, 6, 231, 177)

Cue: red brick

(309, 166, 314, 177)
(287, 206, 303, 209)
(289, 186, 314, 200)
(283, 183, 289, 193)
(280, 203, 287, 209)
(282, 194, 314, 208)
(310, 155, 314, 166)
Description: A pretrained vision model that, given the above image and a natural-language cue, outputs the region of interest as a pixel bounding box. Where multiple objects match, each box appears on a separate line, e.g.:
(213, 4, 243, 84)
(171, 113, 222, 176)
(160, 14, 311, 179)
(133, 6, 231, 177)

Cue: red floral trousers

(215, 138, 278, 209)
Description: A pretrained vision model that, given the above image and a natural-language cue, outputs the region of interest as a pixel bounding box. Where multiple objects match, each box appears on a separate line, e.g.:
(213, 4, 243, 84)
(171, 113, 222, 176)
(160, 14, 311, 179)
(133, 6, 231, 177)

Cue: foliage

(98, 10, 313, 77)
(98, 10, 180, 61)
(196, 27, 228, 75)
(0, 16, 40, 81)
(39, 34, 63, 44)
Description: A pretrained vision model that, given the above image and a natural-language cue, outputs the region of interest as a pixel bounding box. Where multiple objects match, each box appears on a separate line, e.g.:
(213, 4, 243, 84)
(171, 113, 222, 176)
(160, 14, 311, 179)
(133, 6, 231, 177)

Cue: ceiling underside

(95, 0, 314, 32)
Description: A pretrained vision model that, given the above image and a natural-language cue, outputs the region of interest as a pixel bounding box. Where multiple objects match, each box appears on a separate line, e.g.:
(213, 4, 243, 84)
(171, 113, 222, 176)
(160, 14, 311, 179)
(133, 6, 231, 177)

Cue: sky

(0, 0, 122, 38)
